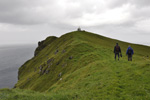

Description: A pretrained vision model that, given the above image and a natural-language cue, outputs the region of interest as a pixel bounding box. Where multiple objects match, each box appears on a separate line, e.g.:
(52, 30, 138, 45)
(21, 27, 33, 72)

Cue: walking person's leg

(128, 55, 129, 61)
(128, 55, 132, 61)
(118, 53, 119, 60)
(115, 53, 116, 60)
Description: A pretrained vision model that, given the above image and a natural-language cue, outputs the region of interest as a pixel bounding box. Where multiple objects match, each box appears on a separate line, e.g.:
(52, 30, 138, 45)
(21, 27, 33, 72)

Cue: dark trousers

(115, 53, 119, 60)
(128, 54, 132, 61)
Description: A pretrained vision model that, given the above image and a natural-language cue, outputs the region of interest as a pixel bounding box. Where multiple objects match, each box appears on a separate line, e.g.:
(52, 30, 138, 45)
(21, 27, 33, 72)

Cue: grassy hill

(0, 31, 150, 100)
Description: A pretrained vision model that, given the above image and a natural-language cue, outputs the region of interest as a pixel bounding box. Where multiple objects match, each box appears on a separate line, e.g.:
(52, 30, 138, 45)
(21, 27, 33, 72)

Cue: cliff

(9, 31, 150, 99)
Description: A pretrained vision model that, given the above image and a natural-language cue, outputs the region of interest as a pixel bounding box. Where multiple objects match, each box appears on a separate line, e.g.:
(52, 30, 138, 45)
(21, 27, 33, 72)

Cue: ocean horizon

(0, 44, 37, 89)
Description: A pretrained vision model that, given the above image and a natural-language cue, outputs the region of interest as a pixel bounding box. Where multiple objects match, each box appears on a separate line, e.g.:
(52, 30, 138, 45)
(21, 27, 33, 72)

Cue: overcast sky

(0, 0, 150, 46)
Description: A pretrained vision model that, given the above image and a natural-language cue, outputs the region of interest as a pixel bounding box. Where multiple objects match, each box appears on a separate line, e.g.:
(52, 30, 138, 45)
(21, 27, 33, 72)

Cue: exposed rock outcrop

(34, 36, 57, 56)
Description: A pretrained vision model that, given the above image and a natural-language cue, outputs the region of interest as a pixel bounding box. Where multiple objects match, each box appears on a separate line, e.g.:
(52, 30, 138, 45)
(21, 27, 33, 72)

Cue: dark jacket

(114, 45, 121, 53)
(126, 47, 134, 55)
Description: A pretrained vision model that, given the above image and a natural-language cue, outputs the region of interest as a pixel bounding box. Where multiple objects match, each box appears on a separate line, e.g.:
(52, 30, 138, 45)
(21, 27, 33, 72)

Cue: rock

(62, 49, 66, 53)
(47, 59, 51, 64)
(56, 62, 60, 65)
(69, 56, 73, 59)
(13, 86, 16, 88)
(48, 63, 53, 68)
(48, 65, 50, 68)
(58, 72, 62, 77)
(55, 50, 59, 54)
(39, 66, 43, 70)
(60, 78, 62, 81)
(39, 69, 42, 73)
(45, 70, 50, 74)
(47, 58, 54, 64)
(42, 69, 46, 74)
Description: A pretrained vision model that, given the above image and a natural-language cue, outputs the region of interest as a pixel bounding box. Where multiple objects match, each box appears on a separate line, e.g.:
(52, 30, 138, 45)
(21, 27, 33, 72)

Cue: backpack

(128, 49, 132, 55)
(115, 46, 120, 52)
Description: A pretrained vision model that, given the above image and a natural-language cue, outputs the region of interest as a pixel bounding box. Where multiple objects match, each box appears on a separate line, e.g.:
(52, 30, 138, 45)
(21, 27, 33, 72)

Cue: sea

(0, 44, 37, 89)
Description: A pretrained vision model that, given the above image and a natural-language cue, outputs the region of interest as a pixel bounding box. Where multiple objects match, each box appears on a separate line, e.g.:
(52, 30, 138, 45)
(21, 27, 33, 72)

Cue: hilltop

(0, 31, 150, 100)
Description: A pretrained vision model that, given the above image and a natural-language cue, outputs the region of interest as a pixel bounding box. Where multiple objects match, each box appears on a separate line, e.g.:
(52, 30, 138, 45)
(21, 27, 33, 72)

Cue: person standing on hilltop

(114, 43, 122, 60)
(126, 46, 134, 61)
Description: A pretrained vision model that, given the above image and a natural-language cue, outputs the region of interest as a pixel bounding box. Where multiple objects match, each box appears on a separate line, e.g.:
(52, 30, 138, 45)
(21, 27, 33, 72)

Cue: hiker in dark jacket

(114, 43, 121, 60)
(126, 46, 134, 61)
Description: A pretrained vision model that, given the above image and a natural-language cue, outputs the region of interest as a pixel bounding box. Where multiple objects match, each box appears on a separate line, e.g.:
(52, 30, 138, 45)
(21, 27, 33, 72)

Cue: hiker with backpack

(114, 43, 122, 60)
(126, 46, 134, 61)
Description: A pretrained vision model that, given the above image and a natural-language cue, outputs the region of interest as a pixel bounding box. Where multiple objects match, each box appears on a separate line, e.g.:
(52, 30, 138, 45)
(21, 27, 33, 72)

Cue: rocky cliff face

(34, 36, 57, 56)
(15, 32, 76, 91)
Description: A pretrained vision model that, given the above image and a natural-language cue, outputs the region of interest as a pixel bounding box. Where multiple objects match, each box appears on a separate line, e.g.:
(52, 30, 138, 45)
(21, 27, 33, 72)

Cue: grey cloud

(107, 0, 128, 8)
(0, 0, 150, 26)
(0, 0, 55, 25)
(130, 0, 150, 7)
(0, 0, 150, 46)
(107, 0, 150, 8)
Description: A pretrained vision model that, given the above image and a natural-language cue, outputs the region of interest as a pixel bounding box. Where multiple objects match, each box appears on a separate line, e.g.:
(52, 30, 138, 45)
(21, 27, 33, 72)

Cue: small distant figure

(77, 27, 81, 31)
(126, 46, 134, 61)
(114, 43, 121, 60)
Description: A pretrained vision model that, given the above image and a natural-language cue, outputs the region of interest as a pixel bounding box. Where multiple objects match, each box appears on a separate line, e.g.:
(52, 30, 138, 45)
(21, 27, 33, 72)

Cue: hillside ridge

(8, 30, 150, 99)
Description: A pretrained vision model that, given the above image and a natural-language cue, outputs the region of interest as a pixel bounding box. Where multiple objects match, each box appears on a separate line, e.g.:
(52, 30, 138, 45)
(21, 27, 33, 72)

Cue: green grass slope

(1, 31, 150, 100)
